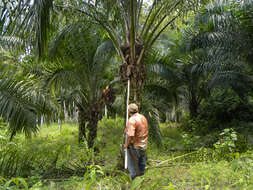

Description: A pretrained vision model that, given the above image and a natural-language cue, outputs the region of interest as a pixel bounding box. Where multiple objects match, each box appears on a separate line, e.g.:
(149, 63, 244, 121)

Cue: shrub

(181, 133, 200, 151)
(180, 114, 209, 134)
(199, 90, 253, 131)
(235, 134, 249, 153)
(0, 126, 105, 180)
(214, 128, 237, 152)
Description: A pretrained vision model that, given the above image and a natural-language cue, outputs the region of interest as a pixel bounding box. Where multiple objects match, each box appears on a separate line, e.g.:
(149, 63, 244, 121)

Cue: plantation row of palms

(0, 0, 253, 148)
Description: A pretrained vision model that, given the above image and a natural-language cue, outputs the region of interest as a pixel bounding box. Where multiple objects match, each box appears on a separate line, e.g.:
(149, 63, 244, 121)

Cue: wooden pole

(125, 79, 130, 169)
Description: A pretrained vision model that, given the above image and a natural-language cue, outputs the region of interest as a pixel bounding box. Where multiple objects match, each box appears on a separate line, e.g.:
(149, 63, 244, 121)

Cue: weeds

(0, 120, 253, 189)
(0, 177, 29, 190)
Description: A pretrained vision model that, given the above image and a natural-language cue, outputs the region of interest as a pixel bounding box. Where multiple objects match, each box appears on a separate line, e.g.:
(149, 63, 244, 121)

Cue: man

(124, 103, 148, 179)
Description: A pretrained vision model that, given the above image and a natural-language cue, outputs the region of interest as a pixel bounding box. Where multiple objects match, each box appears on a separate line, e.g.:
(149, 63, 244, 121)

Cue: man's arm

(124, 117, 135, 148)
(124, 135, 133, 148)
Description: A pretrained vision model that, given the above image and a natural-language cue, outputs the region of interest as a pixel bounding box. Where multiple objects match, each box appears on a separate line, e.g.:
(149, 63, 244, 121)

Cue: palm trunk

(63, 101, 69, 122)
(87, 103, 101, 149)
(87, 117, 99, 148)
(120, 54, 145, 104)
(58, 119, 62, 133)
(78, 108, 86, 143)
(189, 98, 199, 119)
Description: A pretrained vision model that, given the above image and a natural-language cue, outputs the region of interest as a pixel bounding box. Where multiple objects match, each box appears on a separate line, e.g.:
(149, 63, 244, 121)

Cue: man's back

(126, 113, 148, 149)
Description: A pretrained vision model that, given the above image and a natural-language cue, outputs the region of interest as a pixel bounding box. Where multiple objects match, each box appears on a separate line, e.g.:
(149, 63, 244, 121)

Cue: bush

(199, 90, 253, 130)
(0, 126, 105, 180)
(180, 114, 252, 152)
(235, 134, 249, 153)
(180, 114, 209, 134)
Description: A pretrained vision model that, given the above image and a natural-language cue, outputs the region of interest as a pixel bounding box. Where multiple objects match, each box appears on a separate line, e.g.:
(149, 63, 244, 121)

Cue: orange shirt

(125, 113, 148, 150)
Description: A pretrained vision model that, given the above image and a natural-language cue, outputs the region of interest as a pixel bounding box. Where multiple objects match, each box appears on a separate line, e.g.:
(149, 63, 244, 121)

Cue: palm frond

(43, 61, 79, 94)
(0, 35, 24, 69)
(95, 40, 115, 58)
(48, 23, 78, 58)
(208, 71, 253, 97)
(2, 0, 53, 58)
(148, 63, 180, 82)
(141, 96, 162, 146)
(196, 0, 234, 30)
(0, 35, 23, 50)
(0, 75, 43, 139)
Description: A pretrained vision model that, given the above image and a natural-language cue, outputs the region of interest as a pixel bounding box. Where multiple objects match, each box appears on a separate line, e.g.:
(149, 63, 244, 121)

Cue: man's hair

(128, 103, 138, 114)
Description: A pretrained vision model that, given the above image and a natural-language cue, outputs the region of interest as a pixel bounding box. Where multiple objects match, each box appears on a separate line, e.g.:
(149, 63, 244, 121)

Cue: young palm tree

(148, 54, 207, 119)
(42, 22, 115, 148)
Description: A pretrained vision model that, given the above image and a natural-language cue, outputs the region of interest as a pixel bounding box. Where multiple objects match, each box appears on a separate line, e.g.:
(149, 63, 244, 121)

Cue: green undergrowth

(0, 119, 253, 189)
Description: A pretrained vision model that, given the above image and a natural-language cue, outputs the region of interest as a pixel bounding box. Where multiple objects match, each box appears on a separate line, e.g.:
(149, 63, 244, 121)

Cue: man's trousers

(127, 147, 146, 179)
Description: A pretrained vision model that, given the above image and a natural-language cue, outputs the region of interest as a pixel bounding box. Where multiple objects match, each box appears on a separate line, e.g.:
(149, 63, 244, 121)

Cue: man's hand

(124, 136, 133, 148)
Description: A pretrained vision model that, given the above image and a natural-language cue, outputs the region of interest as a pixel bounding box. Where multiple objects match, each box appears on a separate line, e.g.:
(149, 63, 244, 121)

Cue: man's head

(128, 103, 138, 115)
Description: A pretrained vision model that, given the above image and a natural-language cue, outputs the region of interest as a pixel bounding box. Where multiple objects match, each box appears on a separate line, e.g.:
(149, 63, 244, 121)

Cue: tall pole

(105, 104, 108, 118)
(125, 78, 130, 169)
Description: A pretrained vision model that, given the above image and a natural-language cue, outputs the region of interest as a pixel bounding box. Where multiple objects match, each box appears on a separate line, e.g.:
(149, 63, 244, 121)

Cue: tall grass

(0, 123, 98, 181)
(0, 119, 253, 189)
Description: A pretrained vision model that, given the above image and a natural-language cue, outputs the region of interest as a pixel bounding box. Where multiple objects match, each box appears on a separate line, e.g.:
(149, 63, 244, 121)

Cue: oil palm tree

(185, 0, 253, 97)
(148, 54, 207, 118)
(2, 0, 211, 102)
(148, 20, 253, 119)
(42, 22, 115, 148)
(62, 0, 211, 102)
(190, 0, 253, 65)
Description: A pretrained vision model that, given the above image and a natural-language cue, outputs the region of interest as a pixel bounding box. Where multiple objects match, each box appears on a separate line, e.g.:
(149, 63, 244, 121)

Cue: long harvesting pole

(125, 78, 130, 169)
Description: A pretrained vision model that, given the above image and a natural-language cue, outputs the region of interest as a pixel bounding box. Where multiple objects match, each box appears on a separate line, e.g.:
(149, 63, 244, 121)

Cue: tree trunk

(63, 101, 69, 122)
(87, 117, 98, 149)
(189, 98, 199, 119)
(40, 115, 44, 126)
(58, 119, 62, 133)
(87, 102, 101, 149)
(78, 109, 86, 143)
(120, 42, 146, 105)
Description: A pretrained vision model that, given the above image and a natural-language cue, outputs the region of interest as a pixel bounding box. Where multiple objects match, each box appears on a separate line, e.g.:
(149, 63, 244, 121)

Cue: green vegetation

(0, 120, 253, 189)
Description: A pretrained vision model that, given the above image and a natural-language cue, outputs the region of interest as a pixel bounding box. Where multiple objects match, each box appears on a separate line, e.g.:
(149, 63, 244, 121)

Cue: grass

(0, 118, 253, 189)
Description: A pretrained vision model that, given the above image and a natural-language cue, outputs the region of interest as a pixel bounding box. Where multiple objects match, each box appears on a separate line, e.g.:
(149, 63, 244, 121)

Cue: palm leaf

(2, 0, 53, 58)
(0, 75, 44, 139)
(141, 95, 162, 146)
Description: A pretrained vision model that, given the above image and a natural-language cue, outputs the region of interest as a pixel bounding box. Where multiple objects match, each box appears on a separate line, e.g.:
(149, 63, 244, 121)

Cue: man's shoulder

(128, 115, 137, 123)
(131, 113, 147, 120)
(137, 113, 146, 118)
